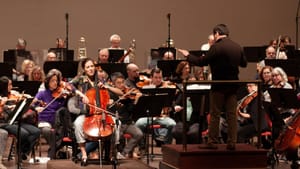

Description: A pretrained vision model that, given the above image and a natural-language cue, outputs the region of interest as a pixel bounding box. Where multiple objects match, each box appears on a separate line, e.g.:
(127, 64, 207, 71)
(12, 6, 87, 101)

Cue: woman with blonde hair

(28, 65, 45, 82)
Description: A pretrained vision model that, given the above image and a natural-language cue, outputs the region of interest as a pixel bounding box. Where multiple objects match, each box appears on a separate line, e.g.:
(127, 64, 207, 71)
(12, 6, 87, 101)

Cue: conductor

(178, 24, 247, 150)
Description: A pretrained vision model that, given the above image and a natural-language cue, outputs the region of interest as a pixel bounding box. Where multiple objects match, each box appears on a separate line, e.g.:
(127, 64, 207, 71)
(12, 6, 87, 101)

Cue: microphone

(65, 13, 69, 20)
(167, 13, 171, 19)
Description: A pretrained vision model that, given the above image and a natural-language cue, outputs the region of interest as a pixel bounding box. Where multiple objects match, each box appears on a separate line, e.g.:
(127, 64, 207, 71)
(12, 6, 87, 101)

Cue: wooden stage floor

(1, 138, 296, 169)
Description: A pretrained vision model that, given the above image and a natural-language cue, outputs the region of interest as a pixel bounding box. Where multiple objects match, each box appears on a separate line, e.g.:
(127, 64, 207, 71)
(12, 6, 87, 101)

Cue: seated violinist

(107, 72, 143, 159)
(0, 76, 40, 161)
(135, 68, 176, 145)
(236, 83, 270, 145)
(32, 69, 88, 159)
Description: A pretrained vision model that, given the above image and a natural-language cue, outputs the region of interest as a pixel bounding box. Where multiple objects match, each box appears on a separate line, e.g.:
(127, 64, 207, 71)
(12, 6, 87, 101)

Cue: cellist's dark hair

(44, 69, 62, 90)
(81, 57, 95, 69)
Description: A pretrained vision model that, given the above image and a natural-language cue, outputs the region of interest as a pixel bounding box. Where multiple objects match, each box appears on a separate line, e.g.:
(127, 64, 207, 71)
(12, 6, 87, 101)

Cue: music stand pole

(17, 114, 22, 169)
(296, 0, 300, 49)
(182, 80, 187, 152)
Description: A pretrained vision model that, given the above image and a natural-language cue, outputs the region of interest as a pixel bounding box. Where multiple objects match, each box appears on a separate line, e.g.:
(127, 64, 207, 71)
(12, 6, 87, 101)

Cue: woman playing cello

(70, 58, 121, 166)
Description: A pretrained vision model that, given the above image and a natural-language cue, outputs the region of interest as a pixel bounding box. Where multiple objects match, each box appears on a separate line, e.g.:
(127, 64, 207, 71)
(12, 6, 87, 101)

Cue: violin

(236, 90, 258, 119)
(52, 81, 74, 98)
(136, 75, 151, 88)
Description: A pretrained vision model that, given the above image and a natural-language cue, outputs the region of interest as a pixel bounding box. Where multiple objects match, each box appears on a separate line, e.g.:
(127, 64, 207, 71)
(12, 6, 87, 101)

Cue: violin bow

(108, 88, 136, 109)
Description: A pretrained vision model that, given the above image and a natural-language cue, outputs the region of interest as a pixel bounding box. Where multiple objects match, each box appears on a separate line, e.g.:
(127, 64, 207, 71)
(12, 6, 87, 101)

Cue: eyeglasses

(272, 74, 280, 77)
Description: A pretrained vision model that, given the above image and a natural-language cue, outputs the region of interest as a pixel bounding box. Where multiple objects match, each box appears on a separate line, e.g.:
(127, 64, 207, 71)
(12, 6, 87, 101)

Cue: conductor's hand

(177, 49, 190, 57)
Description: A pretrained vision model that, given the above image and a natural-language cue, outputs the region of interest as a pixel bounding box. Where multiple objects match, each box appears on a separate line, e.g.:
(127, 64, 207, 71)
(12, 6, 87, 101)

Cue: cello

(275, 111, 300, 152)
(83, 83, 114, 141)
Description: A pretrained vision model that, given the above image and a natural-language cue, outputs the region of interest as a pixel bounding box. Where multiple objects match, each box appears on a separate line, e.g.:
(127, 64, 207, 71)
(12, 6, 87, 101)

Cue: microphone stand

(65, 13, 69, 60)
(167, 13, 172, 59)
(296, 0, 300, 49)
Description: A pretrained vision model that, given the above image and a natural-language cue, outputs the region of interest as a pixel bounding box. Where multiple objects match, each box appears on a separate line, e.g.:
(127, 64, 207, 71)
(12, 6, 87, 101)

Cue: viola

(236, 90, 257, 119)
(135, 74, 151, 88)
(83, 87, 115, 141)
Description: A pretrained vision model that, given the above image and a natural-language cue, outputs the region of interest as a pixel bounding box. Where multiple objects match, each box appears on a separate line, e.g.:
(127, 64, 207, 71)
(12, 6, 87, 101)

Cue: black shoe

(199, 143, 218, 149)
(226, 143, 236, 150)
(81, 157, 88, 166)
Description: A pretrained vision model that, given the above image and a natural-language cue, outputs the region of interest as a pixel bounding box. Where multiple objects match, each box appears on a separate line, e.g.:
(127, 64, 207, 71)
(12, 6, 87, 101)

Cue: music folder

(267, 88, 300, 109)
(96, 63, 128, 78)
(8, 98, 34, 125)
(157, 60, 183, 79)
(264, 59, 300, 77)
(108, 49, 125, 63)
(43, 61, 79, 78)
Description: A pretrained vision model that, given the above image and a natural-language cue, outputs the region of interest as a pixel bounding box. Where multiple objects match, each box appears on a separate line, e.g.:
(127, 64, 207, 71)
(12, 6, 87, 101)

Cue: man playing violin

(107, 72, 143, 159)
(135, 68, 176, 145)
(235, 83, 270, 144)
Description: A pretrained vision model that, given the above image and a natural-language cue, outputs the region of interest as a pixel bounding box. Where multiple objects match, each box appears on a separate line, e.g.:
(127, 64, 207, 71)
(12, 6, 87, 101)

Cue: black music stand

(49, 48, 74, 61)
(158, 47, 177, 59)
(43, 61, 79, 78)
(3, 49, 32, 70)
(96, 63, 128, 78)
(157, 60, 184, 81)
(243, 46, 266, 62)
(133, 92, 171, 165)
(12, 81, 42, 96)
(108, 49, 124, 63)
(0, 63, 13, 79)
(265, 88, 300, 168)
(189, 50, 207, 57)
(268, 88, 300, 109)
(264, 59, 300, 77)
(8, 98, 34, 169)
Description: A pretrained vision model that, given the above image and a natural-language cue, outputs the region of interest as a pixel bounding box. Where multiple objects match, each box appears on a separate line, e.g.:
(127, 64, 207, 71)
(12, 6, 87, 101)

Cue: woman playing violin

(33, 69, 88, 159)
(0, 76, 40, 161)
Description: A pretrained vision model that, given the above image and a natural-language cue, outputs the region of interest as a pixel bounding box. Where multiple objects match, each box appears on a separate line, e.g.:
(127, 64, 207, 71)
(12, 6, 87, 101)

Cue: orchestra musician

(124, 63, 140, 89)
(107, 72, 143, 159)
(32, 69, 88, 159)
(0, 76, 40, 161)
(70, 58, 121, 166)
(172, 75, 202, 144)
(135, 68, 176, 145)
(235, 83, 270, 144)
(0, 128, 8, 169)
(263, 67, 295, 139)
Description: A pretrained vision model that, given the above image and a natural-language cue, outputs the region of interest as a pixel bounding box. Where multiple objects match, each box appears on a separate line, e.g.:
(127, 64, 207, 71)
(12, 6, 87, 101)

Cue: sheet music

(9, 99, 27, 125)
(187, 84, 211, 90)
